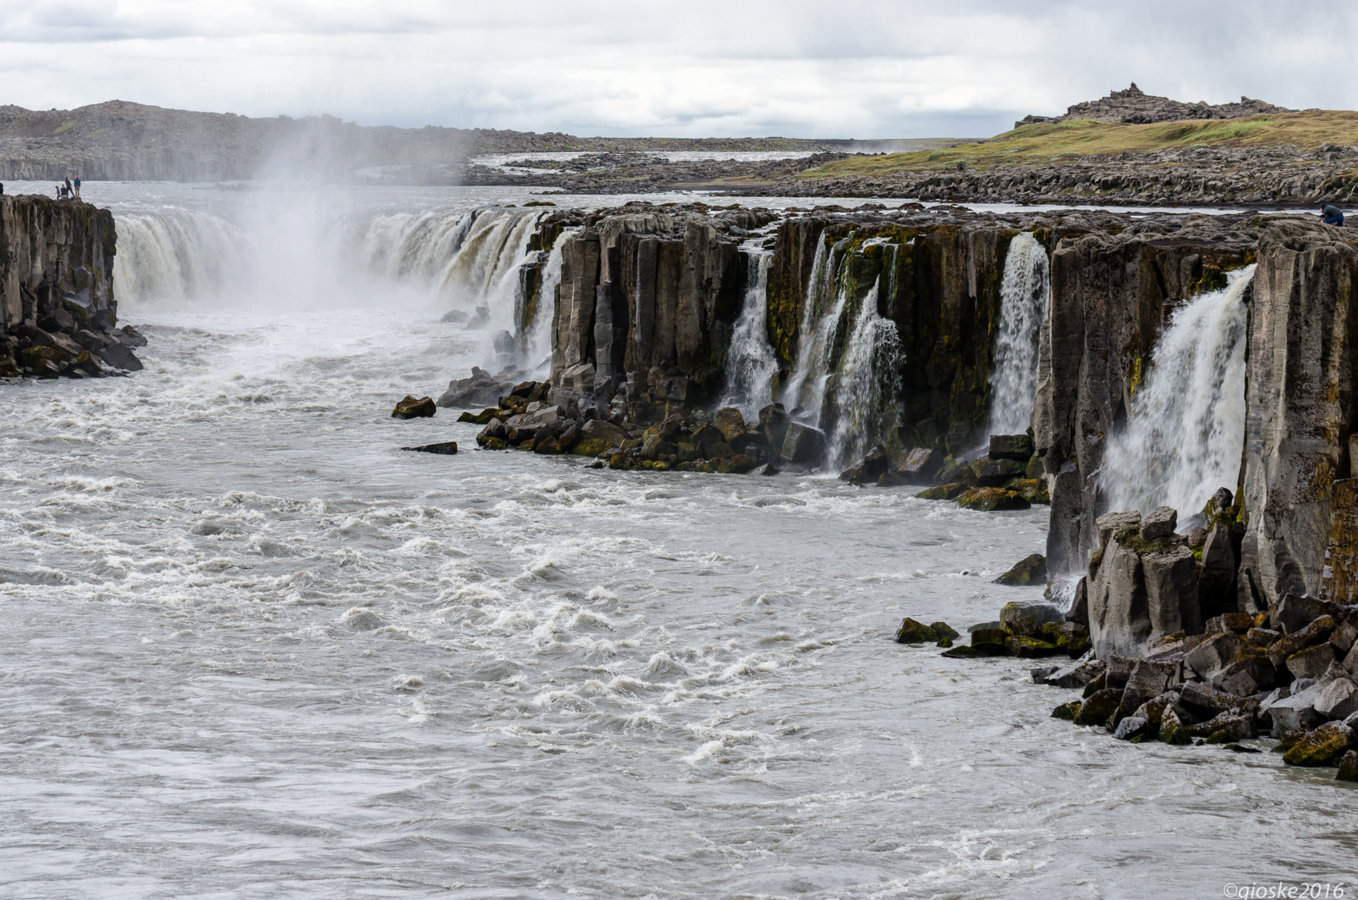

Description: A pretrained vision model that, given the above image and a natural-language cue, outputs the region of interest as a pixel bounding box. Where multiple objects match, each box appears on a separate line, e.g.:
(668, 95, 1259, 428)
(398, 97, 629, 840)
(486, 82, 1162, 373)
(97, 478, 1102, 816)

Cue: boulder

(781, 422, 827, 465)
(995, 554, 1048, 586)
(437, 366, 516, 408)
(956, 487, 1029, 511)
(1096, 511, 1142, 548)
(1185, 632, 1246, 678)
(1139, 506, 1178, 541)
(894, 618, 957, 646)
(1270, 593, 1332, 635)
(1337, 750, 1358, 781)
(1282, 722, 1355, 767)
(401, 441, 458, 455)
(392, 395, 437, 419)
(1112, 715, 1155, 742)
(1287, 643, 1337, 681)
(840, 446, 891, 486)
(894, 447, 942, 482)
(758, 403, 791, 453)
(1039, 658, 1106, 689)
(988, 433, 1034, 461)
(1000, 599, 1064, 636)
(970, 458, 1027, 486)
(1074, 688, 1121, 727)
(1314, 677, 1358, 720)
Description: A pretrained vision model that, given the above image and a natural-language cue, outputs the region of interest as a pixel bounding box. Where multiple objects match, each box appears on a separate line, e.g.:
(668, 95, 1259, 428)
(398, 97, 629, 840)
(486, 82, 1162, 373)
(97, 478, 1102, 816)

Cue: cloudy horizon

(3, 0, 1355, 139)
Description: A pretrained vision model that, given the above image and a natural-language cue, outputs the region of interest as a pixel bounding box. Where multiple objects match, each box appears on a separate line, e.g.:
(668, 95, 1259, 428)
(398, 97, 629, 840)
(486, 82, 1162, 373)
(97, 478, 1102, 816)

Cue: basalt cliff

(0, 195, 142, 376)
(435, 200, 1358, 773)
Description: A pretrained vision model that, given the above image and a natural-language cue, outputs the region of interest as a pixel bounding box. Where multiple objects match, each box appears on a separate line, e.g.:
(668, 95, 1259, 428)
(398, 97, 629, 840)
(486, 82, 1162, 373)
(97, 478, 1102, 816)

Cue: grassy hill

(802, 110, 1358, 178)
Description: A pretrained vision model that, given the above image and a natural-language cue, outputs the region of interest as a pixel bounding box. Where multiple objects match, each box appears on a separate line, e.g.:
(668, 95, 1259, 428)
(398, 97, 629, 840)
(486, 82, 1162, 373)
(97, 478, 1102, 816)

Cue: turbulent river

(1, 183, 1352, 899)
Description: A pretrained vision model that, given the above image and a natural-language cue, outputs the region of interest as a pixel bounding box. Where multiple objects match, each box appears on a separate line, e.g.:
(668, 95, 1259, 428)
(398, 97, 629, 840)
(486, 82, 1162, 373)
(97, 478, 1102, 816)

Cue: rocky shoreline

(401, 198, 1358, 782)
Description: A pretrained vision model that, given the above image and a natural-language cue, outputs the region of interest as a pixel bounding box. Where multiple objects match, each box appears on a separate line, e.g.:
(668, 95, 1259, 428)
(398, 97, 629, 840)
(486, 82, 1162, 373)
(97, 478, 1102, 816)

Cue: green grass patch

(801, 110, 1358, 179)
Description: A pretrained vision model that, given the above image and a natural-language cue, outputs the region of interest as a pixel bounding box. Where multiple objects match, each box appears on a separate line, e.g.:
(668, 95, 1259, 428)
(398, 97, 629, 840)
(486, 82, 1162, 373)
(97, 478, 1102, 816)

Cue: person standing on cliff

(1321, 203, 1345, 226)
(64, 176, 73, 199)
(73, 175, 81, 199)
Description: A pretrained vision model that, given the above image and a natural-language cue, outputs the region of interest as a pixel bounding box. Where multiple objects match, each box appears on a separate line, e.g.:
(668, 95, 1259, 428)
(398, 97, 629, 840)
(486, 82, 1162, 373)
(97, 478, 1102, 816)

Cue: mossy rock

(476, 436, 508, 451)
(1007, 477, 1050, 504)
(1052, 700, 1082, 721)
(894, 617, 940, 644)
(458, 408, 502, 425)
(995, 553, 1047, 586)
(1005, 635, 1063, 658)
(1074, 688, 1121, 728)
(392, 395, 437, 419)
(1082, 673, 1108, 698)
(1337, 750, 1358, 782)
(1159, 710, 1192, 746)
(916, 482, 968, 501)
(1283, 724, 1354, 767)
(957, 487, 1030, 512)
(940, 645, 993, 659)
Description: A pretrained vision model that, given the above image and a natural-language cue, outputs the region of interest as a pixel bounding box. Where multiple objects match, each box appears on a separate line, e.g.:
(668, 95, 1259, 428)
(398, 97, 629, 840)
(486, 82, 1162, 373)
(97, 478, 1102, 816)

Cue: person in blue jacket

(1320, 203, 1345, 226)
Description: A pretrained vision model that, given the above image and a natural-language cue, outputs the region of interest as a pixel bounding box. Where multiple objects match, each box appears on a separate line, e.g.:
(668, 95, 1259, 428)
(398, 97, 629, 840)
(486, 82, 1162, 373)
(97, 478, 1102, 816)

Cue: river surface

(0, 183, 1353, 899)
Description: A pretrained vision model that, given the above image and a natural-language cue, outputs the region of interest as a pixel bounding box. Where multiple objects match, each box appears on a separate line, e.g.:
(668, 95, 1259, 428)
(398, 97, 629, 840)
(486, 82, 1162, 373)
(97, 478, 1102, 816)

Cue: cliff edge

(0, 194, 143, 377)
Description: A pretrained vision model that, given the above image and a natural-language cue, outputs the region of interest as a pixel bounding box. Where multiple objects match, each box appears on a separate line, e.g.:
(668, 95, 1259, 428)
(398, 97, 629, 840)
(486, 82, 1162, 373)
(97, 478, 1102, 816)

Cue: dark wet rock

(1336, 749, 1358, 781)
(392, 395, 437, 419)
(1000, 599, 1064, 636)
(970, 458, 1027, 487)
(891, 447, 942, 483)
(995, 554, 1047, 587)
(1052, 700, 1082, 721)
(401, 441, 458, 455)
(1283, 722, 1355, 767)
(1286, 643, 1337, 681)
(1314, 676, 1358, 720)
(1075, 688, 1121, 727)
(1112, 715, 1155, 742)
(894, 617, 957, 645)
(438, 366, 520, 408)
(840, 445, 891, 486)
(781, 422, 827, 465)
(1040, 658, 1106, 690)
(988, 433, 1034, 461)
(916, 483, 969, 501)
(956, 487, 1029, 511)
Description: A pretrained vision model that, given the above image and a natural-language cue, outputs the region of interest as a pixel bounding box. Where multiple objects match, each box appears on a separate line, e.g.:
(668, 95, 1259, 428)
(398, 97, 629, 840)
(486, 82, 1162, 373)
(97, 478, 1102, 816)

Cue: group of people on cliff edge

(55, 175, 81, 200)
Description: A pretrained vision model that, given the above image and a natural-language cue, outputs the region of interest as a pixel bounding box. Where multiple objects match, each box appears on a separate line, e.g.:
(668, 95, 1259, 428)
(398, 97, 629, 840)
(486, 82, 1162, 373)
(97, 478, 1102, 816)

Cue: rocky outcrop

(1016, 83, 1292, 128)
(1033, 217, 1259, 574)
(1238, 221, 1358, 609)
(0, 195, 141, 376)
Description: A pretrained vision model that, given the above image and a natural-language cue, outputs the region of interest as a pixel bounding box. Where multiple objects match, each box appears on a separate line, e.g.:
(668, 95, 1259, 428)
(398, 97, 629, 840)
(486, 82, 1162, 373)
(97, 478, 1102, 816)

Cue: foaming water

(720, 247, 777, 417)
(0, 189, 1344, 899)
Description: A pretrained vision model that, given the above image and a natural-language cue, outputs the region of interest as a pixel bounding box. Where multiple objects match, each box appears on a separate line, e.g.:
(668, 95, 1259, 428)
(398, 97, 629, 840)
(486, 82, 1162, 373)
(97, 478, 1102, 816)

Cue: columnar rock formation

(0, 195, 141, 376)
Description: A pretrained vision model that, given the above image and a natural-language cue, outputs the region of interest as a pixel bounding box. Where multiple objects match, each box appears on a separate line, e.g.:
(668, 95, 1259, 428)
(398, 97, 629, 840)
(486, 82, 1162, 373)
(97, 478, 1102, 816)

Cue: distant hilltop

(0, 100, 850, 183)
(1015, 83, 1294, 128)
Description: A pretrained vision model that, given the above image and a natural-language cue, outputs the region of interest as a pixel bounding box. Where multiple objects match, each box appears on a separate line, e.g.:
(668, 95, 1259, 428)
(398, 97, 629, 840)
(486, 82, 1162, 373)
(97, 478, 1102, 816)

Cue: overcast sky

(2, 0, 1354, 138)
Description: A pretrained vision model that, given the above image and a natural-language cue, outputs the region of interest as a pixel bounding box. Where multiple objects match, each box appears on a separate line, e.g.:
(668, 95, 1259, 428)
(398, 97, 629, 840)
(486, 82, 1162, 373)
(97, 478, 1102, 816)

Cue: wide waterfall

(1100, 266, 1256, 517)
(988, 232, 1050, 436)
(719, 247, 777, 417)
(113, 208, 250, 309)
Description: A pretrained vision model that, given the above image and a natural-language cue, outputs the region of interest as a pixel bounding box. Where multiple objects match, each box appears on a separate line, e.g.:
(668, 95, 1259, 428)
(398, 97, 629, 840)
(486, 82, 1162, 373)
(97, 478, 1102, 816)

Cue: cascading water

(988, 232, 1051, 436)
(360, 209, 477, 282)
(520, 228, 577, 371)
(719, 247, 777, 417)
(113, 208, 249, 308)
(777, 231, 834, 412)
(826, 276, 903, 468)
(1100, 265, 1256, 517)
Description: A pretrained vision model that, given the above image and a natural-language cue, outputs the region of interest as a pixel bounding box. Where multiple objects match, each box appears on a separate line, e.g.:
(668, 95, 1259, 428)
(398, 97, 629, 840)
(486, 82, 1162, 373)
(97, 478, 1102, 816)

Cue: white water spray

(1100, 266, 1255, 517)
(720, 248, 777, 417)
(113, 208, 249, 309)
(826, 277, 902, 467)
(988, 233, 1050, 435)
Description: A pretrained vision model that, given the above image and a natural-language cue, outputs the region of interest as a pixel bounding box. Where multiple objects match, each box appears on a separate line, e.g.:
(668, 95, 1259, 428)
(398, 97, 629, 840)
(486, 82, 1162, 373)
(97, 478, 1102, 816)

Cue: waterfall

(826, 277, 903, 467)
(112, 208, 249, 309)
(778, 230, 835, 412)
(1100, 266, 1256, 517)
(520, 228, 576, 371)
(720, 248, 777, 417)
(988, 232, 1051, 435)
(360, 209, 477, 283)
